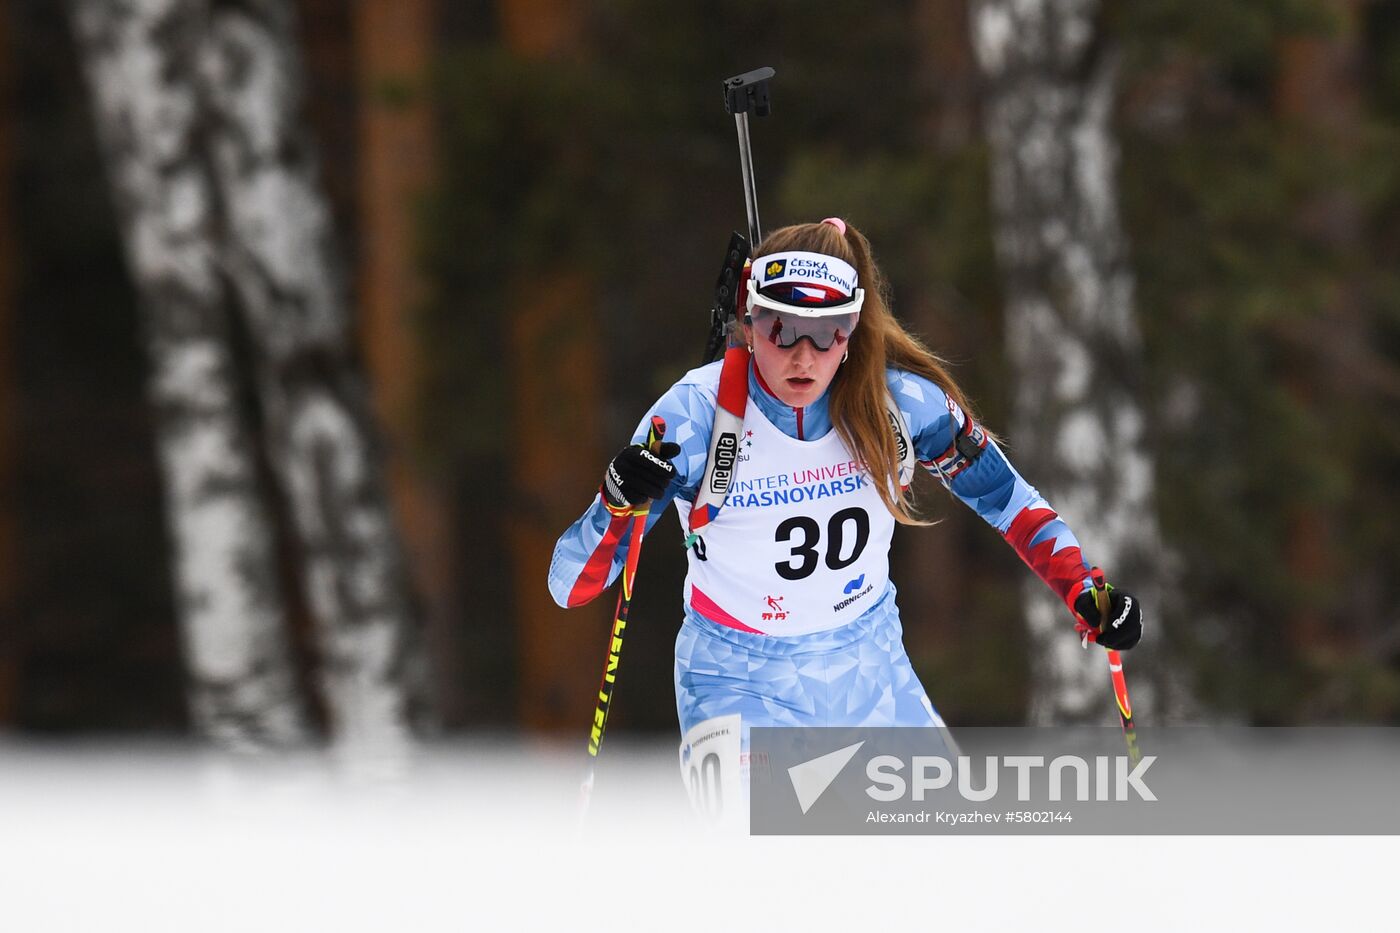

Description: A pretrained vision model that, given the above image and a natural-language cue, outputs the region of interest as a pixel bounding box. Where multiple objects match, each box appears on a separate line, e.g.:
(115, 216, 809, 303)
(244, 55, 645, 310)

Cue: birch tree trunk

(198, 0, 429, 756)
(68, 0, 310, 750)
(970, 0, 1180, 721)
(71, 0, 427, 755)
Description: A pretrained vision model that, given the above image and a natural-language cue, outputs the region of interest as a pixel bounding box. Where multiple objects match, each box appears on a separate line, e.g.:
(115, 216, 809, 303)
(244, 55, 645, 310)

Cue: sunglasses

(746, 286, 864, 352)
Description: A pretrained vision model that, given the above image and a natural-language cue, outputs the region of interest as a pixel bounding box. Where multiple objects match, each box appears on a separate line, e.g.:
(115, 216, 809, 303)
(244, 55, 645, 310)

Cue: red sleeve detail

(1005, 507, 1057, 553)
(565, 509, 633, 607)
(1004, 507, 1089, 615)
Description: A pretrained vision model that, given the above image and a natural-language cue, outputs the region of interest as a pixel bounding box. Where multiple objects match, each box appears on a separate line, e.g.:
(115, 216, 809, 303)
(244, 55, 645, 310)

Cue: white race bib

(676, 403, 894, 636)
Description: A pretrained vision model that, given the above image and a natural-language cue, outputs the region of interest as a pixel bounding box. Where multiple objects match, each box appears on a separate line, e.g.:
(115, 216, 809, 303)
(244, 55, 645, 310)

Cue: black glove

(602, 442, 682, 510)
(1073, 585, 1143, 650)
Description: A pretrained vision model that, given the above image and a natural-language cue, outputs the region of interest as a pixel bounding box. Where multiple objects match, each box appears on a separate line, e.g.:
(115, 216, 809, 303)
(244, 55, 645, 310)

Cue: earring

(842, 349, 849, 363)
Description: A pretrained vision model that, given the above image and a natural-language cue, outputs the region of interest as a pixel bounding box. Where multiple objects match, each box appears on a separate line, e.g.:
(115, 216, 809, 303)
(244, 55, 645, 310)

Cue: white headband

(750, 250, 859, 298)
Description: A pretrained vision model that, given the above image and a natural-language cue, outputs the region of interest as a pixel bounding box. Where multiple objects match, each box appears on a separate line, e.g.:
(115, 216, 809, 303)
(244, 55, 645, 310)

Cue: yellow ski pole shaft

(579, 417, 666, 816)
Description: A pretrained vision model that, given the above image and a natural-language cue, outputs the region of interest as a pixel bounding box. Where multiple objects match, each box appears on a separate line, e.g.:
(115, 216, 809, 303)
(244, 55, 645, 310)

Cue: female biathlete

(549, 218, 1142, 800)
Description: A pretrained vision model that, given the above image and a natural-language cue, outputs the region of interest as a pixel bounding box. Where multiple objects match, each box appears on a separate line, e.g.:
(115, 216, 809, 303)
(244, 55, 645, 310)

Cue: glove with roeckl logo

(601, 442, 682, 511)
(1073, 585, 1143, 650)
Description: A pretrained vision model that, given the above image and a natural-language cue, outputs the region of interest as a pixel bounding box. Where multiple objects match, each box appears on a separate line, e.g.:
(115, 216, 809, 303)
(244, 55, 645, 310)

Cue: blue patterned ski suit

(549, 358, 1094, 744)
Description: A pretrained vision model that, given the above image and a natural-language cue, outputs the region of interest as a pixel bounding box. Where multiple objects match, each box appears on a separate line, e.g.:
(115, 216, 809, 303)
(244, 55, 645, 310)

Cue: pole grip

(1090, 566, 1110, 631)
(645, 415, 667, 455)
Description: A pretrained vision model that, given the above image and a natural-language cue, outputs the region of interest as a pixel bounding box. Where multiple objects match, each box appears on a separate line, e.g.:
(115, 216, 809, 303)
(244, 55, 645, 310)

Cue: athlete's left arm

(889, 371, 1094, 618)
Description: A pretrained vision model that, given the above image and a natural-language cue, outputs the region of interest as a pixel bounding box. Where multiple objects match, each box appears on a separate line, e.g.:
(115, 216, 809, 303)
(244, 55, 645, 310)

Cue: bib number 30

(774, 507, 870, 581)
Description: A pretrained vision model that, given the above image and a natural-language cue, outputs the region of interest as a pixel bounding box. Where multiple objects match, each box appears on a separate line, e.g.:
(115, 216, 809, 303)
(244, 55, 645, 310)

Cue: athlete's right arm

(547, 374, 715, 608)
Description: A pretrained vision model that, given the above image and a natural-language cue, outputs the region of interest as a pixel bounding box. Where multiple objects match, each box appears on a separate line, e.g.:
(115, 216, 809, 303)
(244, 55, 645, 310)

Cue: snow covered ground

(1, 737, 1393, 931)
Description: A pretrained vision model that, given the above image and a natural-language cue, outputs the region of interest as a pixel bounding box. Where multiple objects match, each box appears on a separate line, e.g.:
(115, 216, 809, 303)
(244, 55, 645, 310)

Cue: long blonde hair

(752, 221, 981, 525)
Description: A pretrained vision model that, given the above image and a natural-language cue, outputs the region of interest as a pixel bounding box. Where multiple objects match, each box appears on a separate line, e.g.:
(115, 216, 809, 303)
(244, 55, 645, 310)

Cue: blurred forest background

(1, 0, 1399, 753)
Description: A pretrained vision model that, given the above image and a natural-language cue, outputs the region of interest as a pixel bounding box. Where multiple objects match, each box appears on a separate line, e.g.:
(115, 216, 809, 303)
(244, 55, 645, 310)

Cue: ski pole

(579, 416, 667, 811)
(722, 66, 775, 248)
(1089, 566, 1142, 766)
